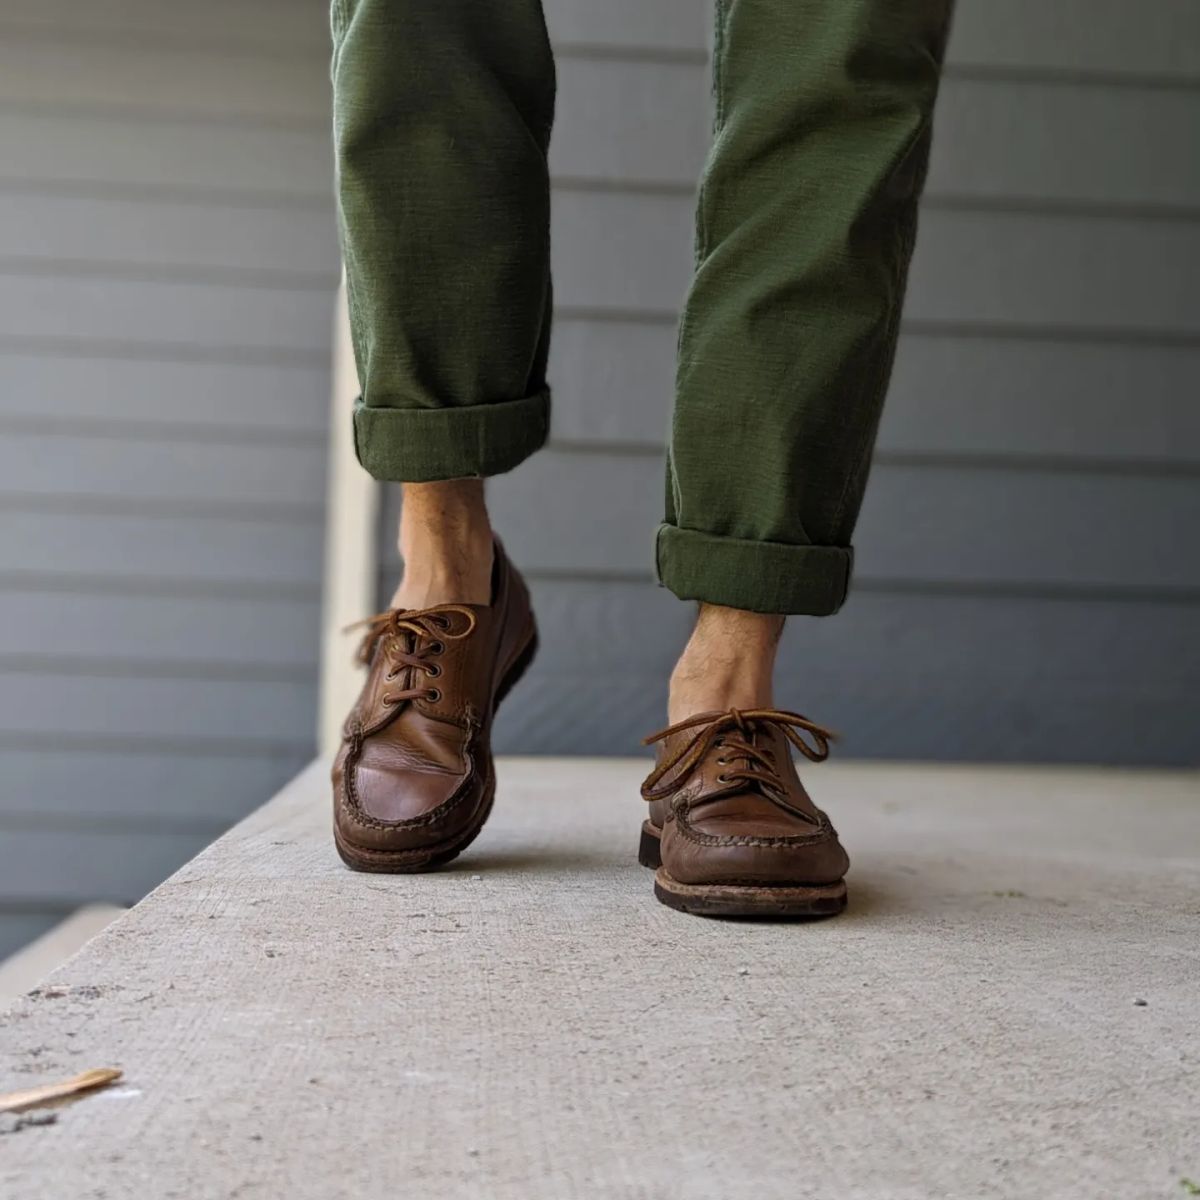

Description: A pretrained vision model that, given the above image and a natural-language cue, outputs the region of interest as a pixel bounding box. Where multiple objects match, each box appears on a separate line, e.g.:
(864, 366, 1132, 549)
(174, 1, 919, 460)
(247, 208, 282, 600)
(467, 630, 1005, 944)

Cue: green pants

(331, 0, 951, 615)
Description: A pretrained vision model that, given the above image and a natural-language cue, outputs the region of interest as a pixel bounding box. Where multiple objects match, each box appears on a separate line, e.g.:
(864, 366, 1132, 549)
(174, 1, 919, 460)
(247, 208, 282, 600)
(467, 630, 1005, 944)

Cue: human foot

(666, 603, 783, 723)
(391, 479, 494, 610)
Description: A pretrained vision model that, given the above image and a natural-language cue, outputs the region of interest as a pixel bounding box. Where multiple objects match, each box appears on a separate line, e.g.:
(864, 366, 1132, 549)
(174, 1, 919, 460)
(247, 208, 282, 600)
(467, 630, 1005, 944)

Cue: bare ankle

(668, 604, 784, 724)
(391, 480, 494, 608)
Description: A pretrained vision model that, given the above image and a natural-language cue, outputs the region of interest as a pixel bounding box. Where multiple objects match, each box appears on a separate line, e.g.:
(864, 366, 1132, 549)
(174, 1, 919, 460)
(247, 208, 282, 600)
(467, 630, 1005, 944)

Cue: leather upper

(642, 709, 849, 887)
(332, 540, 534, 856)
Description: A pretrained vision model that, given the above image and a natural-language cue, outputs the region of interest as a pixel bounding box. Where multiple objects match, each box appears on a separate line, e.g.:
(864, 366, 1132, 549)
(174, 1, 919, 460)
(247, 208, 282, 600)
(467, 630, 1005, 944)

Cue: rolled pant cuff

(352, 389, 550, 482)
(656, 524, 853, 617)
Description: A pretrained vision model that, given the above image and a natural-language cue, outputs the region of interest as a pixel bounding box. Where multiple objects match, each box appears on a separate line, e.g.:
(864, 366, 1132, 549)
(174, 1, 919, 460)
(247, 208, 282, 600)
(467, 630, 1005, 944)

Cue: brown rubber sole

(638, 820, 847, 919)
(334, 781, 496, 874)
(334, 626, 538, 874)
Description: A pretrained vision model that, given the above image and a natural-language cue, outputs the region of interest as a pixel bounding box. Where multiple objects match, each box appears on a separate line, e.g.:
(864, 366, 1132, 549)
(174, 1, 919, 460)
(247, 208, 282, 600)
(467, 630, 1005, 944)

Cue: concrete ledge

(0, 907, 125, 1006)
(0, 759, 1197, 1197)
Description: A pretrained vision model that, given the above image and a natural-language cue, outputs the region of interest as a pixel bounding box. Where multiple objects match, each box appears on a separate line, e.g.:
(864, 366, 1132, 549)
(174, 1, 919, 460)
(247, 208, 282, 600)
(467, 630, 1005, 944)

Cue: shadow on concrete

(446, 846, 629, 875)
(447, 851, 916, 924)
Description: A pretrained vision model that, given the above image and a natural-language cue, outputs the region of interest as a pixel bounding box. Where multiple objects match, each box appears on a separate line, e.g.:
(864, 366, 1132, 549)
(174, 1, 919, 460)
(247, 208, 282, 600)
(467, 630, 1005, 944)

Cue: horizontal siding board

(550, 192, 1200, 335)
(487, 580, 1200, 766)
(1, 747, 310, 825)
(551, 65, 1200, 210)
(0, 40, 329, 122)
(0, 192, 339, 277)
(833, 464, 1193, 591)
(881, 337, 1200, 463)
(0, 275, 336, 353)
(548, 318, 676, 446)
(0, 433, 325, 511)
(0, 592, 320, 670)
(0, 355, 329, 434)
(0, 674, 317, 746)
(544, 0, 707, 52)
(0, 0, 330, 50)
(946, 0, 1200, 79)
(907, 210, 1199, 335)
(552, 190, 694, 313)
(927, 78, 1200, 210)
(549, 321, 1200, 465)
(1, 512, 322, 589)
(550, 59, 710, 186)
(383, 450, 1200, 591)
(0, 828, 214, 906)
(0, 112, 333, 199)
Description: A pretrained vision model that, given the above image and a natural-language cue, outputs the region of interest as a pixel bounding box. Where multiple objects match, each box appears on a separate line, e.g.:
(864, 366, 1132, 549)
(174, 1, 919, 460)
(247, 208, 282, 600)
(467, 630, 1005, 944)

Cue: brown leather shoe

(638, 708, 848, 918)
(332, 540, 537, 872)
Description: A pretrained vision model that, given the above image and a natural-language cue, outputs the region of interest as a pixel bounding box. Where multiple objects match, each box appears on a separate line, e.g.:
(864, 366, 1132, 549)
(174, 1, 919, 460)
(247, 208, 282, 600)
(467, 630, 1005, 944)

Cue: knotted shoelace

(346, 605, 477, 708)
(641, 708, 836, 819)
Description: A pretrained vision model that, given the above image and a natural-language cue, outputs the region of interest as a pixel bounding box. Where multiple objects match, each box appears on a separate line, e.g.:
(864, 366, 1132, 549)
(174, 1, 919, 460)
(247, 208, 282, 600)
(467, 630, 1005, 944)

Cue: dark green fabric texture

(662, 0, 952, 614)
(331, 0, 951, 615)
(331, 0, 555, 481)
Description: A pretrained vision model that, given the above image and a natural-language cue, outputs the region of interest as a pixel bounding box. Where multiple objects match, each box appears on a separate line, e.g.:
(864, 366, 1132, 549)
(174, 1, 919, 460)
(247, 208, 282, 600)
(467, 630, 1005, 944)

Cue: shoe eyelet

(432, 615, 451, 631)
(426, 664, 442, 678)
(385, 669, 398, 681)
(429, 640, 444, 655)
(381, 694, 396, 707)
(716, 757, 728, 765)
(426, 688, 442, 703)
(716, 773, 730, 784)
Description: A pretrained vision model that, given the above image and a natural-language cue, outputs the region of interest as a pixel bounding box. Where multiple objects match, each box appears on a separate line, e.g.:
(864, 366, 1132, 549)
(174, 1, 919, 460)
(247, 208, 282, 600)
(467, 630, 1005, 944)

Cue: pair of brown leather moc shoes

(332, 542, 848, 916)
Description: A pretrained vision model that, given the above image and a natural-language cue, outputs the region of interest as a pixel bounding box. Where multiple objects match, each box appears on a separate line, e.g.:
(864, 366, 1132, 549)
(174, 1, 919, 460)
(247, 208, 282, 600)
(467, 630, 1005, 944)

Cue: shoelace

(641, 708, 836, 819)
(346, 604, 477, 708)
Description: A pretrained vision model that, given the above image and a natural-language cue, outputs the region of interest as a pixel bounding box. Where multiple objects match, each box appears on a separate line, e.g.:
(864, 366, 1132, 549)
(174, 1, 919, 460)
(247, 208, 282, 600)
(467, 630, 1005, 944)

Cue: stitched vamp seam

(673, 804, 834, 848)
(340, 733, 480, 832)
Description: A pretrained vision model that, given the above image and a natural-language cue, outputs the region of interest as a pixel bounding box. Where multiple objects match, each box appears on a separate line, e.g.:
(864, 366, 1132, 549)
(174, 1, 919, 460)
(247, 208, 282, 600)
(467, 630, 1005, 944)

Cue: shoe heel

(638, 820, 662, 870)
(495, 626, 538, 709)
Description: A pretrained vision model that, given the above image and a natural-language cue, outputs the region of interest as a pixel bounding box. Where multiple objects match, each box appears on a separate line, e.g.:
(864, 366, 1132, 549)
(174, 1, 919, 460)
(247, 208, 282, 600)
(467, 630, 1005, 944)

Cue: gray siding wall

(0, 0, 340, 955)
(380, 0, 1200, 766)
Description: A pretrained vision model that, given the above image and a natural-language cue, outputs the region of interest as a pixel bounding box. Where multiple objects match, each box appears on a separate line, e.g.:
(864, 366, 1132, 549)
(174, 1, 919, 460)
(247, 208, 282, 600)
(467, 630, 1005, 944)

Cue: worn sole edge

(333, 782, 495, 875)
(334, 624, 538, 874)
(639, 820, 847, 919)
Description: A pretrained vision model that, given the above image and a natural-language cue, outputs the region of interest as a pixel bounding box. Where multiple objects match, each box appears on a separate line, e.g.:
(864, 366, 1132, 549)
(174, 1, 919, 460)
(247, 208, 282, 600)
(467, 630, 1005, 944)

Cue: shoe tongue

(707, 721, 785, 796)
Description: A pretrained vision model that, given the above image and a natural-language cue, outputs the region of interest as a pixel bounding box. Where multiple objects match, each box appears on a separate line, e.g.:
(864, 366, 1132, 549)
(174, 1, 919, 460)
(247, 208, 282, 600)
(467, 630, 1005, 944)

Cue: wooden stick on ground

(0, 1068, 122, 1113)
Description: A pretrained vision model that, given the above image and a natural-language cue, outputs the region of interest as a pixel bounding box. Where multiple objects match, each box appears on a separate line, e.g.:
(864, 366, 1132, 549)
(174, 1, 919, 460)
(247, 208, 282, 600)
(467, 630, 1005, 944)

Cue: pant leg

(331, 0, 556, 482)
(657, 0, 953, 615)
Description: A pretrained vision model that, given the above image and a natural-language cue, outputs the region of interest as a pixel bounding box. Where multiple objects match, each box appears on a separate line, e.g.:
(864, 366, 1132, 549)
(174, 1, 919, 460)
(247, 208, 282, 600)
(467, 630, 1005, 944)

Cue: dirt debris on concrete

(0, 1111, 58, 1136)
(26, 985, 118, 1003)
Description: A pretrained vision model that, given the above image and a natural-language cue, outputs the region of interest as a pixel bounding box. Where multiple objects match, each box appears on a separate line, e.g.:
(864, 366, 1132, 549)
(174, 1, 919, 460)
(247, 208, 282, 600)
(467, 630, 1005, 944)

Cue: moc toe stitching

(340, 736, 481, 833)
(672, 803, 834, 848)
